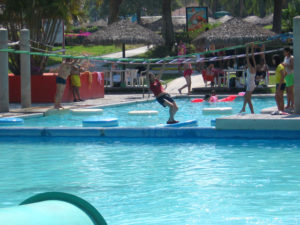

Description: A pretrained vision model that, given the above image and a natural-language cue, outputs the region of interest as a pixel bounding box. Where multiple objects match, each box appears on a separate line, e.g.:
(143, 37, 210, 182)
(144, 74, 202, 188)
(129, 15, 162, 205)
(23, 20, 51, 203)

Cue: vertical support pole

(143, 63, 150, 99)
(294, 16, 300, 114)
(0, 28, 9, 112)
(20, 29, 31, 108)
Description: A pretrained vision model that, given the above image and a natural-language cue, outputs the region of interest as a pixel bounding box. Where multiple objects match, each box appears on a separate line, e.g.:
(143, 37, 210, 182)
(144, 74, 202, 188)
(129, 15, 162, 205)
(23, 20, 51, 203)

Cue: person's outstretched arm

(157, 61, 166, 80)
(251, 43, 256, 69)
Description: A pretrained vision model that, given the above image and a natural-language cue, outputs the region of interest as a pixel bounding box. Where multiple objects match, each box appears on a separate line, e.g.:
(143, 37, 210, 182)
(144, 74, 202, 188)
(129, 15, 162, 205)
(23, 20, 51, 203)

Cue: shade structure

(193, 18, 276, 47)
(85, 20, 164, 47)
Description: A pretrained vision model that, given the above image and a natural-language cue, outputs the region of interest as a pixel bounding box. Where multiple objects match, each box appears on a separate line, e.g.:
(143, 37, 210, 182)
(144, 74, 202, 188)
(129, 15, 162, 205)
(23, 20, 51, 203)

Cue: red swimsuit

(150, 79, 164, 97)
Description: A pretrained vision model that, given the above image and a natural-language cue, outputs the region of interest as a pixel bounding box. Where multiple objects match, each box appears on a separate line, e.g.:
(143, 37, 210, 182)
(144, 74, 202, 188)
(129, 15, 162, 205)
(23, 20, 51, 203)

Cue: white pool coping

(216, 114, 300, 130)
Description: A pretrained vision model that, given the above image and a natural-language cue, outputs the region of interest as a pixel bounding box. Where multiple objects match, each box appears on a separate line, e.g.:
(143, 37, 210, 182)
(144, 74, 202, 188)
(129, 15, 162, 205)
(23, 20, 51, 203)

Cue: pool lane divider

(0, 127, 300, 139)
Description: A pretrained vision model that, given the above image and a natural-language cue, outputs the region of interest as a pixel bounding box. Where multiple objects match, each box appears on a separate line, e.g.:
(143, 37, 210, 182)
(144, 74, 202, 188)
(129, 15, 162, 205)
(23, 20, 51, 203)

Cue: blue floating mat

(82, 117, 119, 127)
(157, 120, 198, 128)
(0, 117, 24, 126)
(211, 119, 216, 127)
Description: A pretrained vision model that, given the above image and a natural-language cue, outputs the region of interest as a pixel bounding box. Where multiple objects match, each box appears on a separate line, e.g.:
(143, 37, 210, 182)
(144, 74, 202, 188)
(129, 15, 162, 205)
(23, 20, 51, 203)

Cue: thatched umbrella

(85, 20, 164, 58)
(193, 18, 275, 47)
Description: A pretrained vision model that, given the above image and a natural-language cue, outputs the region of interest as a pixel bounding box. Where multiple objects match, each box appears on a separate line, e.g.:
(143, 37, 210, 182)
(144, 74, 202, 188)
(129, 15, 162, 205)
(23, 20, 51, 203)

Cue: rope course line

(0, 33, 293, 65)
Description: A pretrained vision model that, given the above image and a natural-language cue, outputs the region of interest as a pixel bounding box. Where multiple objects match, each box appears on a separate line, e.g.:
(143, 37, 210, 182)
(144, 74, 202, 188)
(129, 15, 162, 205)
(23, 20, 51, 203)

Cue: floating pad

(71, 109, 103, 115)
(202, 107, 233, 115)
(128, 110, 158, 115)
(0, 117, 24, 126)
(158, 120, 198, 128)
(82, 117, 118, 127)
(211, 120, 216, 127)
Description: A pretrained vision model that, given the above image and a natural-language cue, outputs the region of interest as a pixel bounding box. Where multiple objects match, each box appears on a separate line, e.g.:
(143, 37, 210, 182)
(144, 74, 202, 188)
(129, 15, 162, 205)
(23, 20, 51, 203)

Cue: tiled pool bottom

(19, 97, 277, 127)
(1, 137, 300, 225)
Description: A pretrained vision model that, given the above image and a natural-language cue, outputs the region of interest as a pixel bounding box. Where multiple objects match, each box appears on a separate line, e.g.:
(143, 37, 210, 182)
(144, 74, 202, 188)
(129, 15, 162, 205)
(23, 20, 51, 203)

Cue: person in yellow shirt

(272, 54, 286, 112)
(70, 65, 83, 102)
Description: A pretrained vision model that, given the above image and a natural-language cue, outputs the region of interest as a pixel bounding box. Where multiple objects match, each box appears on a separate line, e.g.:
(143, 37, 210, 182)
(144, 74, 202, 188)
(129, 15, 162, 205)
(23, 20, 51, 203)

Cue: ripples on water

(0, 137, 300, 225)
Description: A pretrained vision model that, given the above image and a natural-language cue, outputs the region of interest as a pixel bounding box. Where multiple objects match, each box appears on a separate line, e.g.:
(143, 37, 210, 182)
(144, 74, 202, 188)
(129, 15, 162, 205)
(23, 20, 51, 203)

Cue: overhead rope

(0, 33, 293, 65)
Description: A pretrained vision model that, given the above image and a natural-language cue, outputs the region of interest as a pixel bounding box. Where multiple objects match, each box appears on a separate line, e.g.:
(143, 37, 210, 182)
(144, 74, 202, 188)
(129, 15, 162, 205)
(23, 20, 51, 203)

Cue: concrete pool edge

(0, 127, 300, 139)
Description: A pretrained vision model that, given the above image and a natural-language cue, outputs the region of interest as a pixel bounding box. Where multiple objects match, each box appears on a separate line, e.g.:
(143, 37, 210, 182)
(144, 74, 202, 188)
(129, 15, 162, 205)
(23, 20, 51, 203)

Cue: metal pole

(294, 16, 300, 114)
(0, 28, 9, 112)
(20, 29, 31, 108)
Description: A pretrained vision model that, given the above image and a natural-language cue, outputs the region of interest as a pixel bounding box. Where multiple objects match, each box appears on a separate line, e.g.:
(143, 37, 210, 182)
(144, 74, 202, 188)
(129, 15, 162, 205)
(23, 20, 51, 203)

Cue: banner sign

(186, 7, 208, 31)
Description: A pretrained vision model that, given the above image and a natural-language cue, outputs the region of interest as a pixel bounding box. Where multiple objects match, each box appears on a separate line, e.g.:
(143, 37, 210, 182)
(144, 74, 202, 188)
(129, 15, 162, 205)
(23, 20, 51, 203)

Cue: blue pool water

(0, 137, 300, 225)
(21, 97, 277, 127)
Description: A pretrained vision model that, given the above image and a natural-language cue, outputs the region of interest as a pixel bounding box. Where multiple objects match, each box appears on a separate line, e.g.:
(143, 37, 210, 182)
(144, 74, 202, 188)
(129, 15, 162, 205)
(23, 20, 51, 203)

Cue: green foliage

(282, 0, 300, 32)
(1, 0, 90, 74)
(175, 23, 220, 44)
(137, 45, 177, 58)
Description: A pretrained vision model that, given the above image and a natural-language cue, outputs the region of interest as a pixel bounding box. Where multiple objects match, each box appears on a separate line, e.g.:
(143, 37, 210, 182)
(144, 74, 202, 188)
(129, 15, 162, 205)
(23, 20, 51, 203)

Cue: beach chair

(202, 70, 215, 87)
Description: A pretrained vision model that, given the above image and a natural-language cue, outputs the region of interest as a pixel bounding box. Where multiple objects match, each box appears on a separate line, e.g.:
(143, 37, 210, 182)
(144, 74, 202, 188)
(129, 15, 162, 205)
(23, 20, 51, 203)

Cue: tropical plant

(282, 0, 300, 31)
(0, 0, 98, 74)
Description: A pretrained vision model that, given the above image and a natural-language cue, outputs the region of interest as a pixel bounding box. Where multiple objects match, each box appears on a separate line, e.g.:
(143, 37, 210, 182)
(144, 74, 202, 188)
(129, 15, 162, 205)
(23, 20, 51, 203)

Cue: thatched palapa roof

(243, 14, 273, 26)
(193, 18, 275, 47)
(85, 20, 164, 45)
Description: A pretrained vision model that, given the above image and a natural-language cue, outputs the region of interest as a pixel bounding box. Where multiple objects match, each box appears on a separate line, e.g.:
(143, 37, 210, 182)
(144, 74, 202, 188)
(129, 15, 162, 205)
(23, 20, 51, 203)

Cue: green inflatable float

(0, 192, 107, 225)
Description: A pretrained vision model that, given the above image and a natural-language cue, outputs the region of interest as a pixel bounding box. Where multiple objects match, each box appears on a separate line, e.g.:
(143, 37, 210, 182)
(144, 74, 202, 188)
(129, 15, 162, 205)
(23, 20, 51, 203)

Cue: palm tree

(108, 0, 123, 24)
(273, 0, 283, 33)
(162, 0, 174, 48)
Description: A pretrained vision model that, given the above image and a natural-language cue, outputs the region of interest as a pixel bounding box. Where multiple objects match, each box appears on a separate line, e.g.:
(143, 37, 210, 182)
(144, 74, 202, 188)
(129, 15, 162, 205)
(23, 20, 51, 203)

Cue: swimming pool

(0, 137, 299, 225)
(20, 97, 277, 127)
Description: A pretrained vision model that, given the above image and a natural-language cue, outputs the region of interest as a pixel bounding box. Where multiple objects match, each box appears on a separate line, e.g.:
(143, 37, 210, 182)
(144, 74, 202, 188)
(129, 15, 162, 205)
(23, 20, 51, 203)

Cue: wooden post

(0, 28, 9, 112)
(143, 63, 150, 99)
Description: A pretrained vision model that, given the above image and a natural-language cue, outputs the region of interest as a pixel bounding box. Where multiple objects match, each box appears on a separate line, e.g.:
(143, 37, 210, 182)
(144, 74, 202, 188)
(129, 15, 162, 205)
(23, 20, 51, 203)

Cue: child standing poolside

(273, 54, 286, 113)
(282, 47, 294, 110)
(178, 63, 193, 95)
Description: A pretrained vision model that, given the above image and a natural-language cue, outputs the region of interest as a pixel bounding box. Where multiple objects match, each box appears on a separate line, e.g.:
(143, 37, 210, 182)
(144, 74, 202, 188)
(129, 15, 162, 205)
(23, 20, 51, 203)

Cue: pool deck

(216, 113, 300, 130)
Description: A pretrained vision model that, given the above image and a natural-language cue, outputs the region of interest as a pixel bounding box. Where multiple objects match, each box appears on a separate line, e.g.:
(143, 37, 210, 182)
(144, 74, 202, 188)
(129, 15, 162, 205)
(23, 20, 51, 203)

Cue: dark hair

(272, 54, 281, 67)
(204, 94, 210, 101)
(211, 89, 216, 95)
(284, 47, 291, 54)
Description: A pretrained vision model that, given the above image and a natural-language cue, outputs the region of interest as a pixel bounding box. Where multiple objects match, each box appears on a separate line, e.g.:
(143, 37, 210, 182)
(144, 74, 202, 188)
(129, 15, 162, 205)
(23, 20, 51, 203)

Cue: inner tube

(71, 109, 103, 115)
(191, 98, 204, 103)
(218, 95, 237, 102)
(128, 110, 158, 115)
(202, 107, 233, 115)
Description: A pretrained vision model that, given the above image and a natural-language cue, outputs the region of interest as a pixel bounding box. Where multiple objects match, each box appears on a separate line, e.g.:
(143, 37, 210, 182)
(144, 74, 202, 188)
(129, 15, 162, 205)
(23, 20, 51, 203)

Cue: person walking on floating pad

(149, 64, 179, 124)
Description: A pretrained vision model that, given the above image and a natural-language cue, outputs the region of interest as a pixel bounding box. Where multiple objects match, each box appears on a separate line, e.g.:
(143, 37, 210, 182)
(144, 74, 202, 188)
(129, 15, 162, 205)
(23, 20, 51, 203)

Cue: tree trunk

(211, 0, 218, 15)
(108, 0, 123, 25)
(162, 0, 174, 49)
(258, 0, 266, 18)
(239, 0, 244, 17)
(272, 0, 283, 33)
(136, 4, 142, 25)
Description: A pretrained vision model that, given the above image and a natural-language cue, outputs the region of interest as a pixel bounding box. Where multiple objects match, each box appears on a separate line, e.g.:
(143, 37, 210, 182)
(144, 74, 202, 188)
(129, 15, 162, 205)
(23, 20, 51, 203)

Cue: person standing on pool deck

(273, 54, 286, 112)
(282, 47, 294, 110)
(178, 63, 193, 95)
(240, 43, 256, 114)
(149, 64, 179, 124)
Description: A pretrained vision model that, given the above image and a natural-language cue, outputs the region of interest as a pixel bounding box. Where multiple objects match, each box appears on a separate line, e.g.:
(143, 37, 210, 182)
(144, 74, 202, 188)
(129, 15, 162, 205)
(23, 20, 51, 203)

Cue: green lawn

(46, 44, 143, 66)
